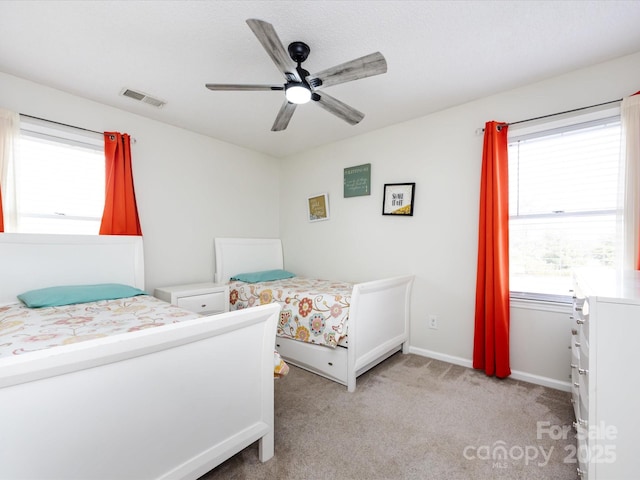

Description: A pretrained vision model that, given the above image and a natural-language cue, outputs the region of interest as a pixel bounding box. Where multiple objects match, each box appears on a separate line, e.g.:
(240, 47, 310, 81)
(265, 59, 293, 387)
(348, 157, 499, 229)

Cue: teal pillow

(230, 269, 296, 283)
(18, 283, 147, 308)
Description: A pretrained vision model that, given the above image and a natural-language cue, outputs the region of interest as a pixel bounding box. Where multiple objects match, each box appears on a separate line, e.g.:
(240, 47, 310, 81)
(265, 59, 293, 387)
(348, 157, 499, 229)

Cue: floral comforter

(0, 295, 198, 356)
(0, 295, 289, 377)
(229, 277, 353, 348)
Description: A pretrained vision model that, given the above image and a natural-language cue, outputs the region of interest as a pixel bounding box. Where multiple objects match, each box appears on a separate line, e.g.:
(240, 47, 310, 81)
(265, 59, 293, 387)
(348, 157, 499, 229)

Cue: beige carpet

(200, 353, 576, 480)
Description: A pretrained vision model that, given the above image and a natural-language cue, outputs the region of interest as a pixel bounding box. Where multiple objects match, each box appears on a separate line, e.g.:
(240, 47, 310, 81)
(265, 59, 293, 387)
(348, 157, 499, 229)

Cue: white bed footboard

(347, 275, 414, 391)
(214, 237, 414, 392)
(272, 275, 413, 392)
(0, 304, 280, 480)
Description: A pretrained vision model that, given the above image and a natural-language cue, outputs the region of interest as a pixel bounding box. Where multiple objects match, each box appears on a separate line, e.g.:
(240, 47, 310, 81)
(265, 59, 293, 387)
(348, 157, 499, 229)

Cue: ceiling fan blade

(246, 19, 301, 83)
(206, 83, 284, 91)
(307, 52, 387, 89)
(272, 100, 297, 131)
(313, 92, 364, 125)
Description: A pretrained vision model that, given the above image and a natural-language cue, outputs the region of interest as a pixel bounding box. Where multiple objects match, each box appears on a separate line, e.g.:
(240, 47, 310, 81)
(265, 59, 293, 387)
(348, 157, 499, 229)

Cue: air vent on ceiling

(120, 88, 166, 108)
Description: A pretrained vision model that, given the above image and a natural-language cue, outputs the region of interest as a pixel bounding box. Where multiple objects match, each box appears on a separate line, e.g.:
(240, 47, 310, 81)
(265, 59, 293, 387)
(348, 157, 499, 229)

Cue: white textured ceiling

(1, 1, 640, 158)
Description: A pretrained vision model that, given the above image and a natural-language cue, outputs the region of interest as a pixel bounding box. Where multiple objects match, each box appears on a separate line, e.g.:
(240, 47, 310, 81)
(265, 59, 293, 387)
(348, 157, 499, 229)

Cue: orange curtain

(99, 132, 142, 236)
(473, 121, 511, 378)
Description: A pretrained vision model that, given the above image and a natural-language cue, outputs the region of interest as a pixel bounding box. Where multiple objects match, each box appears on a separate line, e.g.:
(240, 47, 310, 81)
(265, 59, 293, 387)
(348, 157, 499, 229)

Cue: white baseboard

(407, 346, 570, 392)
(509, 370, 571, 392)
(407, 346, 473, 369)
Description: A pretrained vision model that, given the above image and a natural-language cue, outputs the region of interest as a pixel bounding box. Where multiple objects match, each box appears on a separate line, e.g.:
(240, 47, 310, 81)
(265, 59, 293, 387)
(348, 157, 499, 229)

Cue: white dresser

(570, 268, 640, 479)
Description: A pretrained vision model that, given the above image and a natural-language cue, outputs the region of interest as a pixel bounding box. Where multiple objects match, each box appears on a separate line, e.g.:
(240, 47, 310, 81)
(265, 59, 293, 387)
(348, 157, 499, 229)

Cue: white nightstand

(154, 282, 229, 315)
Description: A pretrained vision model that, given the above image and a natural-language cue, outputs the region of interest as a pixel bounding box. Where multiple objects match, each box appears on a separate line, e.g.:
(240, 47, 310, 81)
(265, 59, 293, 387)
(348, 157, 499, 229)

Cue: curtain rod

(20, 113, 136, 143)
(478, 98, 622, 133)
(20, 113, 103, 136)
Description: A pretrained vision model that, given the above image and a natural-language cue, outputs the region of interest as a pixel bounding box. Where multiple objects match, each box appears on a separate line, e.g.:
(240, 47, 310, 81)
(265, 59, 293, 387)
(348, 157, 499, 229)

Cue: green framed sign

(343, 163, 371, 198)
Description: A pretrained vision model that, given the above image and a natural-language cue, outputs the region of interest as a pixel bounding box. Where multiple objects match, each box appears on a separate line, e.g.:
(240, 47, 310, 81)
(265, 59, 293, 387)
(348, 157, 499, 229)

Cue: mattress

(0, 295, 200, 357)
(229, 277, 353, 348)
(0, 294, 289, 377)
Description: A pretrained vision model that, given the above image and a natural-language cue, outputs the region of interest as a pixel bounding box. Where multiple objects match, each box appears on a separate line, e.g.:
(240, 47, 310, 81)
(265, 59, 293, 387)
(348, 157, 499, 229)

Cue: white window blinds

(16, 119, 105, 234)
(508, 116, 622, 299)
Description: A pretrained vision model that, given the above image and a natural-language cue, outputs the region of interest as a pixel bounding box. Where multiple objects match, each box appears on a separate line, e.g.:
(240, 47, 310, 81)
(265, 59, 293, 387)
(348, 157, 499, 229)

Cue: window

(508, 111, 622, 301)
(15, 118, 104, 234)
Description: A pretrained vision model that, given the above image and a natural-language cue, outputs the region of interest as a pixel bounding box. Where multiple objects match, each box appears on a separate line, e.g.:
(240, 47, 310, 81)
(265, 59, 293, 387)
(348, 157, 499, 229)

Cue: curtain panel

(621, 93, 640, 270)
(473, 121, 511, 378)
(0, 109, 20, 232)
(99, 132, 142, 236)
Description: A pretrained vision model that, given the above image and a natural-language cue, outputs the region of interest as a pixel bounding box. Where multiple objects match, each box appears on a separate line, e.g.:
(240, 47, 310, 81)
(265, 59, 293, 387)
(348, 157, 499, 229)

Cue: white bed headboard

(0, 233, 144, 305)
(214, 238, 284, 283)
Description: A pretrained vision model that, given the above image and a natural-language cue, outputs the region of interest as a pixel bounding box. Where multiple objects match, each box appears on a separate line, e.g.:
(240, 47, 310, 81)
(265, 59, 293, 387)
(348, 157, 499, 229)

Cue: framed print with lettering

(382, 183, 415, 216)
(307, 193, 330, 222)
(344, 163, 371, 197)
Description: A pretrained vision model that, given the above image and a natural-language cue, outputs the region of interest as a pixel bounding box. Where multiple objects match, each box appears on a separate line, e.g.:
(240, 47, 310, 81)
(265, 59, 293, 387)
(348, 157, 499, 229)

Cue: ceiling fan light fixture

(285, 83, 311, 104)
(205, 19, 388, 131)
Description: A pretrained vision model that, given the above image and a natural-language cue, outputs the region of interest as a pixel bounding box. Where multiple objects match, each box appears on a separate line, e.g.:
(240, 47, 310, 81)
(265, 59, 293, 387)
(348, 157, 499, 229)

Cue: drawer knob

(570, 363, 577, 369)
(572, 419, 587, 429)
(575, 342, 581, 348)
(578, 368, 589, 375)
(573, 382, 580, 388)
(576, 318, 585, 325)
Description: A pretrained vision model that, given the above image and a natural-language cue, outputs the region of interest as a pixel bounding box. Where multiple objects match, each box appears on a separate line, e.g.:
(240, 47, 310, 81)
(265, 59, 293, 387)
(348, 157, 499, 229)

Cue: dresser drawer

(571, 383, 581, 422)
(177, 292, 226, 314)
(579, 327, 589, 371)
(574, 298, 589, 342)
(578, 382, 589, 429)
(570, 338, 581, 420)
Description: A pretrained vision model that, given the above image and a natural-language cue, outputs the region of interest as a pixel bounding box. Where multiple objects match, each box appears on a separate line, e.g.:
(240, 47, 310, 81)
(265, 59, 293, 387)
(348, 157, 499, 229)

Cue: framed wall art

(382, 183, 415, 216)
(307, 193, 330, 222)
(343, 163, 371, 197)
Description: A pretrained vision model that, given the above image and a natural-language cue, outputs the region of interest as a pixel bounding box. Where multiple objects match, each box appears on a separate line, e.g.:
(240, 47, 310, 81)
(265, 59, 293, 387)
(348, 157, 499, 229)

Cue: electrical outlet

(429, 314, 438, 329)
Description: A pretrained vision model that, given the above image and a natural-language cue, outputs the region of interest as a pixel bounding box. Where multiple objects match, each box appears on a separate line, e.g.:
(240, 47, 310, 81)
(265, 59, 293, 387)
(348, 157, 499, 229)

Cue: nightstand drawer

(177, 292, 226, 314)
(155, 283, 229, 316)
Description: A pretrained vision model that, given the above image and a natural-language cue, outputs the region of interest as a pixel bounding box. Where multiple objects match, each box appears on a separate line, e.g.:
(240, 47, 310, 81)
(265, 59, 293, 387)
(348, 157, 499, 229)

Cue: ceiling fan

(205, 19, 387, 131)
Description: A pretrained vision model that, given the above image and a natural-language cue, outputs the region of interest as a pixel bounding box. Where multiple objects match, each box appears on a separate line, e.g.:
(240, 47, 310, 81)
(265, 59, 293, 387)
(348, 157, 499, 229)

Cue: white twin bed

(214, 237, 414, 393)
(0, 233, 279, 480)
(0, 234, 414, 479)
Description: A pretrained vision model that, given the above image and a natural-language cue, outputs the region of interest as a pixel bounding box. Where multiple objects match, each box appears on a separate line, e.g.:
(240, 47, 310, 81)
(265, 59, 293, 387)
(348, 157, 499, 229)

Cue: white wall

(0, 72, 281, 294)
(3, 49, 639, 389)
(279, 51, 640, 389)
